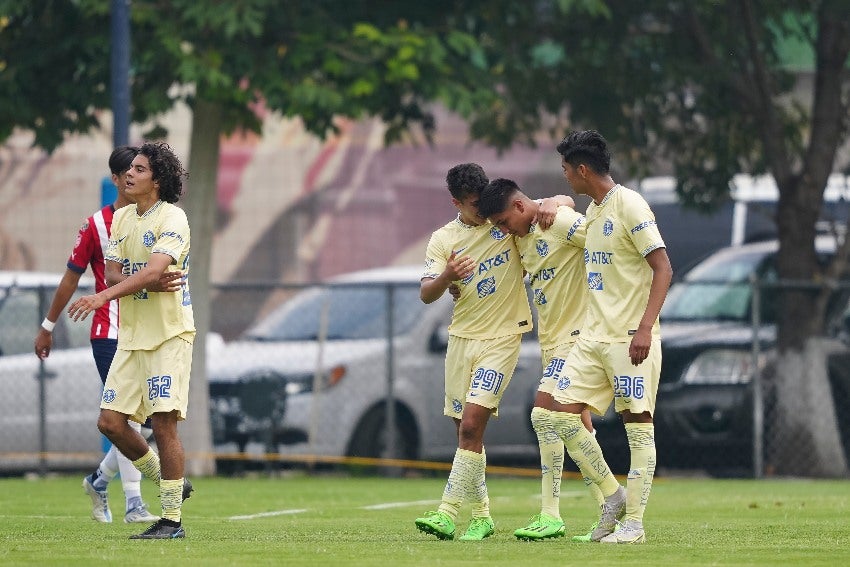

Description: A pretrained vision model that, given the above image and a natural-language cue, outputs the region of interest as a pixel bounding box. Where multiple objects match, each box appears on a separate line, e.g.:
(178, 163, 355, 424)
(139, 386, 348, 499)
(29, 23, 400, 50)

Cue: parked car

(0, 271, 102, 472)
(646, 236, 850, 475)
(0, 270, 228, 475)
(207, 265, 548, 467)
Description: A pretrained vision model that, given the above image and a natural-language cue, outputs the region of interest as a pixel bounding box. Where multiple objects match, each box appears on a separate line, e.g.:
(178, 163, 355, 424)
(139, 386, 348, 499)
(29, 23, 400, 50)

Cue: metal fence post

(749, 273, 764, 479)
(384, 283, 399, 475)
(36, 285, 49, 477)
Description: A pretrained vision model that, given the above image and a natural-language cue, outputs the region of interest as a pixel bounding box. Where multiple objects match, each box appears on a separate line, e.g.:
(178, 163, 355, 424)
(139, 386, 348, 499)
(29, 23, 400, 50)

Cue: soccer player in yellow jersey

(68, 141, 195, 540)
(478, 178, 606, 541)
(549, 130, 673, 545)
(414, 163, 571, 541)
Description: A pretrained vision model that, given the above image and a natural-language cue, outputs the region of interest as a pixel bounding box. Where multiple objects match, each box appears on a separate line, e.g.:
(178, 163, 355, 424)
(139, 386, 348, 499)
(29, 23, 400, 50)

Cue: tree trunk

(766, 337, 848, 477)
(180, 98, 222, 476)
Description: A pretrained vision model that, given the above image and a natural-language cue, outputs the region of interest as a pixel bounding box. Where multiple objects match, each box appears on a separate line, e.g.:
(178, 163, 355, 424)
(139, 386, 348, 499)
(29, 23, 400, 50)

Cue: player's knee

(97, 412, 124, 438)
(530, 406, 551, 432)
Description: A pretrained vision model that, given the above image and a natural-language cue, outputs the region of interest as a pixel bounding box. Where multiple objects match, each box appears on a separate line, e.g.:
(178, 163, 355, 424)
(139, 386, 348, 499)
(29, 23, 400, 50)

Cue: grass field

(1, 472, 848, 566)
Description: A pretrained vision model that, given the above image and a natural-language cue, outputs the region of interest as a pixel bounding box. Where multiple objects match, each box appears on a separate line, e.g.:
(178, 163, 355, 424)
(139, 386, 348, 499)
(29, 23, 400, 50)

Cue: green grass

(1, 473, 848, 566)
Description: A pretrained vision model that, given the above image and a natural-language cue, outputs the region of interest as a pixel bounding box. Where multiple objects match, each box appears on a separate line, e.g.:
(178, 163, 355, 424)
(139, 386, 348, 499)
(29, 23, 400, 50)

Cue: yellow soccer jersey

(583, 185, 666, 342)
(517, 206, 587, 350)
(423, 216, 532, 339)
(105, 201, 195, 350)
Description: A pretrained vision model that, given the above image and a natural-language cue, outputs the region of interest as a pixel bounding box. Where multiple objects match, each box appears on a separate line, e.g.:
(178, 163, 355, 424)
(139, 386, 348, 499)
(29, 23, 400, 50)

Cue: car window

(0, 283, 93, 356)
(245, 283, 425, 341)
(0, 286, 40, 356)
(662, 247, 777, 323)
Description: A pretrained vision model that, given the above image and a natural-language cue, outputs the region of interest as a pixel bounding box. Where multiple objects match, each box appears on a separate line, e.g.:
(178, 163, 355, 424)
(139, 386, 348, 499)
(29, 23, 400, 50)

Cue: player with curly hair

(68, 141, 195, 539)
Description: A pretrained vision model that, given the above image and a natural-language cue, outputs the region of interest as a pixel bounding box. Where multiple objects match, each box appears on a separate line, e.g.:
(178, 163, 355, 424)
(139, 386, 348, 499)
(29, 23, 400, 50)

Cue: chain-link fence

(3, 271, 850, 478)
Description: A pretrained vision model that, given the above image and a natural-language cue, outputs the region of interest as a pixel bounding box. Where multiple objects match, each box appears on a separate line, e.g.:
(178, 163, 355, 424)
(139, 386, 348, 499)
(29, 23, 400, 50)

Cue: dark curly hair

(138, 141, 188, 204)
(446, 163, 489, 200)
(478, 178, 520, 219)
(556, 130, 611, 175)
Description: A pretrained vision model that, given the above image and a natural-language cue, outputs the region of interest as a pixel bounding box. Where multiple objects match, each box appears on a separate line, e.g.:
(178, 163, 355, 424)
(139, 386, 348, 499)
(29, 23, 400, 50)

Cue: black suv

(644, 237, 850, 475)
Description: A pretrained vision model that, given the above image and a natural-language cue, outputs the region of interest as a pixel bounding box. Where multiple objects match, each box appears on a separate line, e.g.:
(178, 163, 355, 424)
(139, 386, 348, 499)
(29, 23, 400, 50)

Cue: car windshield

(661, 247, 776, 323)
(245, 283, 425, 341)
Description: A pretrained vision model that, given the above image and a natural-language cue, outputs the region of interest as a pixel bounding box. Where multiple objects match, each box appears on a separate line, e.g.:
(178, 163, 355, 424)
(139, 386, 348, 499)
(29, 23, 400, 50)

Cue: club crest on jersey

(490, 226, 508, 240)
(142, 230, 156, 247)
(588, 272, 603, 290)
(536, 240, 549, 257)
(557, 376, 571, 390)
(477, 276, 496, 298)
(102, 389, 116, 403)
(603, 218, 614, 236)
(452, 399, 463, 413)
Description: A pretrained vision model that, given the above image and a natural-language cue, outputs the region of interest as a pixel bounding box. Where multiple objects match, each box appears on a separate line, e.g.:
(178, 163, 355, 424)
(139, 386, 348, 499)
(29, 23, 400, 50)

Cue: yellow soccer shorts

(552, 337, 661, 416)
(101, 335, 193, 423)
(444, 333, 522, 419)
(537, 342, 576, 396)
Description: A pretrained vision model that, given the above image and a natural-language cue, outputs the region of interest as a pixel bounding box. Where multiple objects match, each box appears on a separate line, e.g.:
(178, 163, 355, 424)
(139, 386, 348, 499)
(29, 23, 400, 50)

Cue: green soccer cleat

(415, 510, 456, 540)
(459, 516, 495, 541)
(571, 520, 599, 542)
(514, 513, 566, 541)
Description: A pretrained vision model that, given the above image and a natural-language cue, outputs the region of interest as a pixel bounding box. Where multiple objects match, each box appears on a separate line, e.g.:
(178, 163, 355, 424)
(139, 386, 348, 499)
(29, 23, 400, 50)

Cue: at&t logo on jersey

(143, 230, 156, 247)
(603, 218, 614, 236)
(536, 240, 549, 257)
(588, 272, 603, 290)
(490, 226, 508, 240)
(477, 276, 496, 298)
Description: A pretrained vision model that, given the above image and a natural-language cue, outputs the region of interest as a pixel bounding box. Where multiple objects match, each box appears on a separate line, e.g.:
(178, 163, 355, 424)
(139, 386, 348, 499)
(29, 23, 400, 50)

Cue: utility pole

(111, 0, 131, 147)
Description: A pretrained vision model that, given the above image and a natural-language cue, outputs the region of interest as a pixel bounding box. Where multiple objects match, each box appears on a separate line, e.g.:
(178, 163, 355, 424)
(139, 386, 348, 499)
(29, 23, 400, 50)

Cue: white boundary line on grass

(361, 499, 441, 510)
(229, 509, 308, 520)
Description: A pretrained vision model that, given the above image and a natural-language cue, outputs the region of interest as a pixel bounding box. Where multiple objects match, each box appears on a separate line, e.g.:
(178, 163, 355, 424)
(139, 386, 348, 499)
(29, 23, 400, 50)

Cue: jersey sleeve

(622, 192, 665, 257)
(67, 218, 95, 274)
(548, 206, 586, 249)
(151, 207, 190, 262)
(423, 230, 449, 280)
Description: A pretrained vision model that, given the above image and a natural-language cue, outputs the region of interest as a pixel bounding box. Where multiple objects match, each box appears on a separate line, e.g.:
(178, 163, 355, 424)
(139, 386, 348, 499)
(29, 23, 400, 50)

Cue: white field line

(226, 491, 587, 520)
(360, 499, 440, 511)
(228, 509, 308, 520)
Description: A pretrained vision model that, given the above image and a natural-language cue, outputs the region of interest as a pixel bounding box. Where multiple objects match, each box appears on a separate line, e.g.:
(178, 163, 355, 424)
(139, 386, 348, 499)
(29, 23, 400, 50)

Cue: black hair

(138, 141, 188, 204)
(478, 178, 520, 219)
(446, 163, 489, 200)
(108, 145, 138, 175)
(556, 130, 611, 175)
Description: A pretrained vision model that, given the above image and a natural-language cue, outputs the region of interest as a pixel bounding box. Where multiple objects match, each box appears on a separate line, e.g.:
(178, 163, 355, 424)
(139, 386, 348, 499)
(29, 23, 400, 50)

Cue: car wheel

(346, 403, 419, 462)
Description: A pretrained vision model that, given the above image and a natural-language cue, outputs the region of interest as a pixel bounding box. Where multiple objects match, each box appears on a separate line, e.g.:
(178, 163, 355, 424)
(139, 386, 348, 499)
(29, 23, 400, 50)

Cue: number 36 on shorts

(614, 375, 645, 399)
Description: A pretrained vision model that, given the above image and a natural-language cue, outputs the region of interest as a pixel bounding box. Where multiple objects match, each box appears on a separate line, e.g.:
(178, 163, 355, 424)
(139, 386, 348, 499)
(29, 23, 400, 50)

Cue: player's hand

(67, 294, 107, 322)
(448, 283, 461, 301)
(537, 198, 559, 230)
(148, 270, 183, 293)
(34, 329, 53, 359)
(445, 250, 475, 282)
(628, 328, 652, 365)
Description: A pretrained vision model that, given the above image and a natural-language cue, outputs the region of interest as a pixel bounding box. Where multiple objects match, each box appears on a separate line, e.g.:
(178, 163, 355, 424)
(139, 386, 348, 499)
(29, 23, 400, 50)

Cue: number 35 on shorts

(614, 375, 644, 399)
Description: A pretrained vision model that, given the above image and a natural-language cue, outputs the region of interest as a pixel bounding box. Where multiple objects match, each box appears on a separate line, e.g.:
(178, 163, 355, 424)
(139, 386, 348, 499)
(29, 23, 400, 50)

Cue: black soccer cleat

(129, 518, 185, 539)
